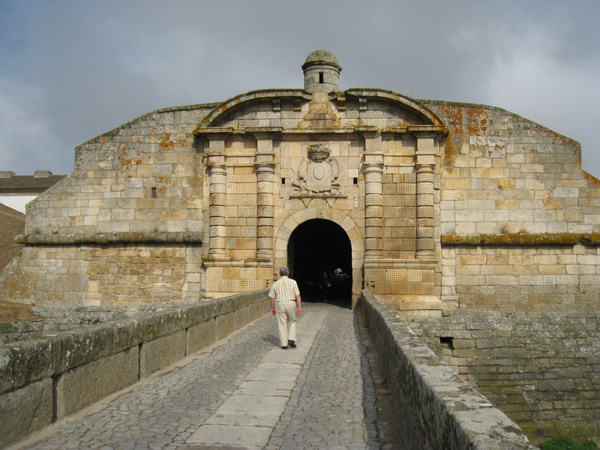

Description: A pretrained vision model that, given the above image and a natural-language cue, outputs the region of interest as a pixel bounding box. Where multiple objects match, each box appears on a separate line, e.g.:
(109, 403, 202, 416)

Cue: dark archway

(288, 219, 352, 307)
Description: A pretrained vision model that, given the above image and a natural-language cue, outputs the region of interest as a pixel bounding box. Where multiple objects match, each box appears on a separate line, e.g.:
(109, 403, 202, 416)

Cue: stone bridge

(1, 291, 598, 449)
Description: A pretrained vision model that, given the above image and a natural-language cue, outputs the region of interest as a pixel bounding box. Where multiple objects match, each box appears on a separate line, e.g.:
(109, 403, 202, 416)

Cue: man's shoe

(288, 340, 297, 348)
(281, 346, 288, 350)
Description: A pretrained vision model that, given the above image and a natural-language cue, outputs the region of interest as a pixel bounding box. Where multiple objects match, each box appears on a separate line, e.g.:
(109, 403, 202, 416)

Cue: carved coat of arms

(293, 144, 342, 196)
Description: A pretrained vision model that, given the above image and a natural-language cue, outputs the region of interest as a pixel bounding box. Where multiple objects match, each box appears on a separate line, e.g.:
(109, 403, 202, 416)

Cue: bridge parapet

(359, 290, 536, 450)
(0, 290, 270, 449)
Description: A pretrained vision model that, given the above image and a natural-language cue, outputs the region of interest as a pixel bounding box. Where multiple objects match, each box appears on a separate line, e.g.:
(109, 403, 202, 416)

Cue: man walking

(269, 266, 302, 349)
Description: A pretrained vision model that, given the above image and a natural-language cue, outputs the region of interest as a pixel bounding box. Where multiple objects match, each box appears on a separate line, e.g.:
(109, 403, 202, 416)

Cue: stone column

(363, 131, 384, 259)
(415, 133, 436, 259)
(255, 135, 275, 262)
(206, 139, 227, 259)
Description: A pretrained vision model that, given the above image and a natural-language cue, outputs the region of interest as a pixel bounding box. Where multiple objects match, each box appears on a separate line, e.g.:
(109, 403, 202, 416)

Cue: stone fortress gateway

(1, 49, 599, 319)
(2, 50, 600, 445)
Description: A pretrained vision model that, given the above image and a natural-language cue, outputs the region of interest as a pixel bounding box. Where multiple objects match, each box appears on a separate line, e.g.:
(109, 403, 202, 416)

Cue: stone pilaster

(363, 131, 384, 259)
(206, 139, 227, 259)
(255, 136, 275, 262)
(415, 133, 436, 259)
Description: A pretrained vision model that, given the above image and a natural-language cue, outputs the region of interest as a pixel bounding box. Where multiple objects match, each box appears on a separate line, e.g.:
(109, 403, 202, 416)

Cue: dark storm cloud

(0, 0, 598, 177)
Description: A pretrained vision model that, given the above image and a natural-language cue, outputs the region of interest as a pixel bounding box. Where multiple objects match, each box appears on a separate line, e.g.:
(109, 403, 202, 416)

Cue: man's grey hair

(280, 266, 289, 276)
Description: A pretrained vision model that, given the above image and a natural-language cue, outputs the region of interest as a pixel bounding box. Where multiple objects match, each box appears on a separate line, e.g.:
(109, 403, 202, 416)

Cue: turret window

(319, 72, 324, 84)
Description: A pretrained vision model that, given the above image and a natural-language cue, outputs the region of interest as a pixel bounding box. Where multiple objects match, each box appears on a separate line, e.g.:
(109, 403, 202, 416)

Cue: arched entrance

(274, 207, 364, 307)
(288, 219, 352, 307)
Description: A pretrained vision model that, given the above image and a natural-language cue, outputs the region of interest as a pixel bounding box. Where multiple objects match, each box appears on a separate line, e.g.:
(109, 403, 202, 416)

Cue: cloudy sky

(1, 0, 599, 178)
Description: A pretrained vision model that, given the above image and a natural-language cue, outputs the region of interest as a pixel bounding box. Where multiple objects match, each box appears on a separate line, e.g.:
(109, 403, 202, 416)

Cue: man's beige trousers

(275, 301, 297, 347)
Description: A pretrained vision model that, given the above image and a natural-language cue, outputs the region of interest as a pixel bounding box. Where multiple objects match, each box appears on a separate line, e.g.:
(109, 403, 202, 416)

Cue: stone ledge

(15, 232, 203, 245)
(442, 232, 600, 246)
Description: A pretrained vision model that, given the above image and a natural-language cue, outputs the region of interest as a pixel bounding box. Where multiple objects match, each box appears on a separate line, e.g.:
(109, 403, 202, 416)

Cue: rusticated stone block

(8, 339, 53, 392)
(140, 330, 186, 378)
(0, 379, 53, 448)
(234, 306, 250, 331)
(215, 312, 235, 340)
(56, 346, 138, 419)
(187, 319, 216, 355)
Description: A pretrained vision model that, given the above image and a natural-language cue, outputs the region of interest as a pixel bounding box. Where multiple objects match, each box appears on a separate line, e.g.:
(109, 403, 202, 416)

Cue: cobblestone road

(14, 303, 381, 450)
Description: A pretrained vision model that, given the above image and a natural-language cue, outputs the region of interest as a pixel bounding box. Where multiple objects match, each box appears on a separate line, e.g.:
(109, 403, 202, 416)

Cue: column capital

(362, 160, 384, 172)
(255, 162, 275, 172)
(416, 163, 435, 173)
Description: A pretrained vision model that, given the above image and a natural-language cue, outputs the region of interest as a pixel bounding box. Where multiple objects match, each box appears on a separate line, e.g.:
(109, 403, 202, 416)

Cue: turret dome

(302, 49, 342, 93)
(302, 49, 341, 71)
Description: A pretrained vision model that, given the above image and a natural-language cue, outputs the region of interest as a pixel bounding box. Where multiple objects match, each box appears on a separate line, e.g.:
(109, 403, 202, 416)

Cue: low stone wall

(0, 290, 270, 449)
(359, 290, 535, 450)
(1, 303, 204, 345)
(410, 310, 600, 445)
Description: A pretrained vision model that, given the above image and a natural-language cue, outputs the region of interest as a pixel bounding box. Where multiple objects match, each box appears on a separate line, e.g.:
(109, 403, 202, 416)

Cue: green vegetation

(539, 438, 598, 450)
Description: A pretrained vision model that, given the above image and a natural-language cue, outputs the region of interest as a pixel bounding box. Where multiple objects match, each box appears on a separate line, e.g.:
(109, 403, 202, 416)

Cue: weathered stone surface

(10, 338, 53, 391)
(233, 305, 250, 331)
(216, 312, 235, 341)
(140, 330, 186, 378)
(0, 347, 13, 394)
(54, 323, 115, 373)
(0, 379, 53, 448)
(56, 346, 139, 419)
(0, 319, 43, 343)
(410, 310, 600, 445)
(186, 318, 216, 354)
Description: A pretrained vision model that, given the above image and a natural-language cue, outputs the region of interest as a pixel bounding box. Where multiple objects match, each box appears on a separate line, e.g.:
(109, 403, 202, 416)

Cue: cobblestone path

(15, 303, 382, 450)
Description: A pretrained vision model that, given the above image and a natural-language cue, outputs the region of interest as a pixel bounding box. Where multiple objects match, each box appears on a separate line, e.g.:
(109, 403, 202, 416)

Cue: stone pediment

(193, 88, 445, 134)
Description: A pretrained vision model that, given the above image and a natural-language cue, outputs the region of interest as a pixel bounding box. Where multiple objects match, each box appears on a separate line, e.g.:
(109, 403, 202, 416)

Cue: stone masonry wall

(0, 243, 203, 306)
(426, 100, 600, 237)
(359, 290, 535, 450)
(27, 105, 212, 236)
(423, 100, 600, 312)
(441, 243, 600, 314)
(410, 310, 600, 445)
(0, 104, 213, 306)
